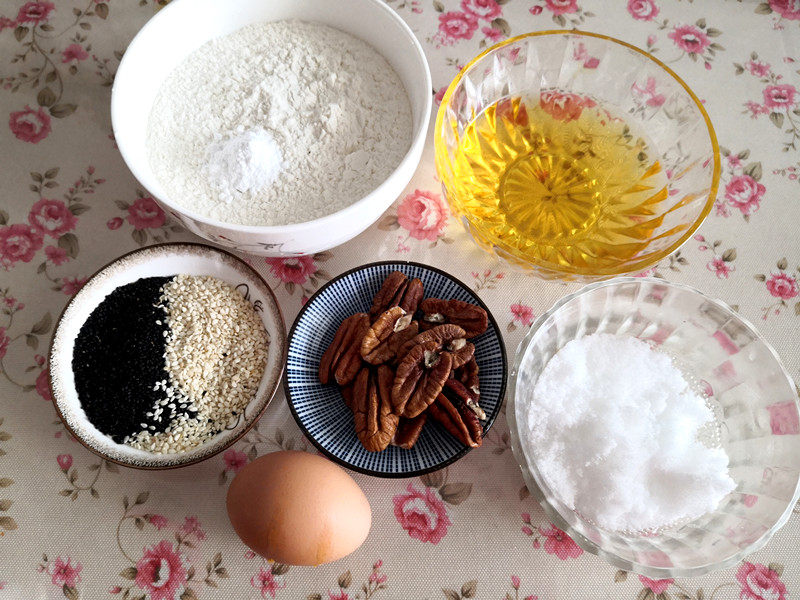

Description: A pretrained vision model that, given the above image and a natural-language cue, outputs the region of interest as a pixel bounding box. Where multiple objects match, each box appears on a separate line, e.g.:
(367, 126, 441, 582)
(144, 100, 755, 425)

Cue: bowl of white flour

(507, 277, 800, 578)
(111, 0, 430, 256)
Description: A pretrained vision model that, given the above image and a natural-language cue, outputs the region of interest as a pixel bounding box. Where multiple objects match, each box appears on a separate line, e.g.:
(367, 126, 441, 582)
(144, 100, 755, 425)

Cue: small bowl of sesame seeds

(48, 242, 287, 469)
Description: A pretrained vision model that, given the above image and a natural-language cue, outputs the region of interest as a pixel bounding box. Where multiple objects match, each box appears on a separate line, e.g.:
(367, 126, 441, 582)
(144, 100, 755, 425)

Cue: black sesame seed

(72, 277, 179, 442)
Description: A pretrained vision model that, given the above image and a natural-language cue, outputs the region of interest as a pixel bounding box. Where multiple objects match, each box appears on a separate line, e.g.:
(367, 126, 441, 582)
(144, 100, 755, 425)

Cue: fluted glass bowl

(434, 31, 720, 281)
(507, 278, 800, 577)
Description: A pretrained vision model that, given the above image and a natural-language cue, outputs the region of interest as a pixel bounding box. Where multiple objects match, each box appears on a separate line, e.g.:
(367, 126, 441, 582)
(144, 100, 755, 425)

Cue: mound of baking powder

(146, 20, 412, 226)
(525, 333, 735, 532)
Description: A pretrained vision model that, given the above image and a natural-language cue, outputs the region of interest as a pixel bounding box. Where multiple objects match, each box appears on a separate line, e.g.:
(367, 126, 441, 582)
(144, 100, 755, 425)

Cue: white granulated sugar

(525, 333, 735, 532)
(146, 20, 413, 226)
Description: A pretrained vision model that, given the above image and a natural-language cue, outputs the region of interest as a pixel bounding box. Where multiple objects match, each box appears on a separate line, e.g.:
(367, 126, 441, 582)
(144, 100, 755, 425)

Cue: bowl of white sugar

(111, 0, 430, 256)
(508, 277, 800, 577)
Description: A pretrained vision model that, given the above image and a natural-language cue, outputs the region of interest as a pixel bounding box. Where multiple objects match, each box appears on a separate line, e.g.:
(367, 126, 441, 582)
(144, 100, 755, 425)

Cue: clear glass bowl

(507, 278, 800, 577)
(434, 31, 720, 281)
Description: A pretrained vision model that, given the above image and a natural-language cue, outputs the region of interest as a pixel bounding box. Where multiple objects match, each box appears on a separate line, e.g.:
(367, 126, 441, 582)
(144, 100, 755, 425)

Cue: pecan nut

(369, 271, 408, 321)
(392, 413, 427, 449)
(399, 278, 424, 314)
(397, 323, 467, 359)
(318, 313, 370, 385)
(448, 340, 475, 370)
(360, 307, 414, 364)
(340, 380, 356, 412)
(353, 365, 399, 453)
(420, 298, 488, 338)
(392, 340, 453, 418)
(444, 378, 486, 421)
(454, 357, 480, 398)
(428, 389, 483, 448)
(369, 272, 425, 321)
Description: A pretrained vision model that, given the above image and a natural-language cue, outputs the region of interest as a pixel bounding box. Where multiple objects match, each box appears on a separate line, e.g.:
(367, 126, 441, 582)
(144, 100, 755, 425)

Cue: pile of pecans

(318, 271, 489, 453)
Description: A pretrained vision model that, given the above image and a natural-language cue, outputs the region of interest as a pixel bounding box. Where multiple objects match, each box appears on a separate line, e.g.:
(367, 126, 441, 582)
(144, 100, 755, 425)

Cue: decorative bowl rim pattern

(506, 276, 800, 578)
(48, 242, 288, 470)
(110, 0, 432, 235)
(434, 29, 721, 278)
(284, 260, 508, 478)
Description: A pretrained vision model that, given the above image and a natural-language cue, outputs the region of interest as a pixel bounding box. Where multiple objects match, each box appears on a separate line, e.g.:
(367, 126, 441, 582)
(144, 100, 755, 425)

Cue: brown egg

(226, 450, 371, 566)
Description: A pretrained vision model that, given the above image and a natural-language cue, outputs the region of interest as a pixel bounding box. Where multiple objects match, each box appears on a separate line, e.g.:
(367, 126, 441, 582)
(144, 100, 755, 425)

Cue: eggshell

(226, 450, 371, 566)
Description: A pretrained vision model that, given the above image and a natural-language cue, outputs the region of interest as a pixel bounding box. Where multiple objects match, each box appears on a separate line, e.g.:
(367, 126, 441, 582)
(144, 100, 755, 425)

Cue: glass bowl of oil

(434, 31, 720, 281)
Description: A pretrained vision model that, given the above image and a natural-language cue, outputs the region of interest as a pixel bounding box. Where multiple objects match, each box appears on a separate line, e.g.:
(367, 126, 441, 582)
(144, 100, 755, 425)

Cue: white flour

(146, 20, 413, 226)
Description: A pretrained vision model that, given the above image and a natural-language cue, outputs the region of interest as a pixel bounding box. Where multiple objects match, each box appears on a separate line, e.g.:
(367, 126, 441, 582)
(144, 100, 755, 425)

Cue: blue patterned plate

(284, 261, 507, 477)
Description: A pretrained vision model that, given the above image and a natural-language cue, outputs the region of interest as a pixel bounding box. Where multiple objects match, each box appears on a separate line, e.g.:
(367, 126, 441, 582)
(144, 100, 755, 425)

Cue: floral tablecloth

(1, 0, 800, 598)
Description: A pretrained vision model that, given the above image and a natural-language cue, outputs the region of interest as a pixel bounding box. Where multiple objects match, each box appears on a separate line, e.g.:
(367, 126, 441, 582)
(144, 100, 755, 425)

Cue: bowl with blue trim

(284, 261, 507, 477)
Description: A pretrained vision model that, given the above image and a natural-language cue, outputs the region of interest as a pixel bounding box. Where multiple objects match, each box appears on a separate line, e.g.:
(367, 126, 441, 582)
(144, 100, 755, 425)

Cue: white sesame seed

(125, 274, 268, 455)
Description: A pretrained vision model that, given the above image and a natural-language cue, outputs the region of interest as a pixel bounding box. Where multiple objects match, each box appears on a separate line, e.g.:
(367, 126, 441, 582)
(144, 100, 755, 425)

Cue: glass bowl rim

(433, 30, 721, 278)
(506, 276, 800, 578)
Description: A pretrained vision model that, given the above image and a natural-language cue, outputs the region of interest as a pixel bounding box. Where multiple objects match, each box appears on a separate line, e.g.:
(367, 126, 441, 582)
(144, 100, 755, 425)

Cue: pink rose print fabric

(736, 562, 788, 600)
(393, 483, 451, 544)
(724, 175, 765, 216)
(1, 1, 800, 599)
(127, 197, 166, 230)
(396, 190, 449, 241)
(134, 541, 187, 600)
(251, 567, 285, 598)
(545, 0, 578, 15)
(539, 524, 584, 560)
(223, 449, 248, 472)
(8, 106, 51, 143)
(35, 368, 51, 400)
(435, 11, 478, 46)
(460, 0, 501, 20)
(0, 224, 43, 266)
(627, 0, 659, 21)
(147, 514, 168, 530)
(16, 1, 54, 24)
(766, 273, 799, 299)
(61, 43, 89, 63)
(668, 24, 710, 54)
(265, 256, 316, 284)
(49, 557, 82, 588)
(768, 0, 800, 21)
(638, 576, 673, 595)
(28, 199, 77, 238)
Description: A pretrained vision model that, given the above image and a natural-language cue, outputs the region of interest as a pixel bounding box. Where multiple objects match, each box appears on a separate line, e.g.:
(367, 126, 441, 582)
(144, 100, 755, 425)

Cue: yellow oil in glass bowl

(434, 31, 719, 281)
(448, 93, 668, 272)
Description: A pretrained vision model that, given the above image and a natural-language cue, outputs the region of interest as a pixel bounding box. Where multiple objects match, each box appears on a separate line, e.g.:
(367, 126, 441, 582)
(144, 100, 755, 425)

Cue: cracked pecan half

(360, 307, 415, 365)
(448, 339, 475, 370)
(368, 272, 424, 321)
(397, 323, 466, 360)
(353, 365, 399, 453)
(392, 340, 453, 418)
(340, 380, 356, 412)
(454, 357, 480, 399)
(428, 389, 483, 448)
(420, 298, 488, 338)
(399, 277, 424, 313)
(369, 271, 407, 321)
(318, 313, 370, 386)
(444, 378, 486, 421)
(392, 413, 428, 449)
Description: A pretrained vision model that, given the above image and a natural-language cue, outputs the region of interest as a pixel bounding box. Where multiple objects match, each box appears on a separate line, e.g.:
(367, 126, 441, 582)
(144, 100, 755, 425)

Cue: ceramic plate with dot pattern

(285, 261, 507, 477)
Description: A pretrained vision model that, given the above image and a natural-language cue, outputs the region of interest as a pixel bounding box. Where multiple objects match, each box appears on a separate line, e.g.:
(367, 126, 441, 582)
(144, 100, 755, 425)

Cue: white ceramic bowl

(49, 243, 287, 469)
(111, 0, 431, 257)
